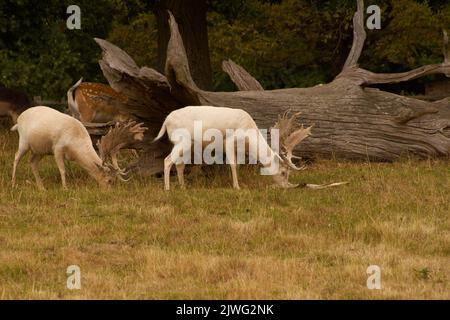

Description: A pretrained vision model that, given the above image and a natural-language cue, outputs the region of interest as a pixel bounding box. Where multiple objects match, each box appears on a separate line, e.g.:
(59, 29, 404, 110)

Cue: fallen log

(94, 0, 450, 175)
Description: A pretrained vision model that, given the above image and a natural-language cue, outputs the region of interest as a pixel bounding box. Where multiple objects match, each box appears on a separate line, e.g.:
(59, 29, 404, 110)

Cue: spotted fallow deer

(67, 78, 130, 123)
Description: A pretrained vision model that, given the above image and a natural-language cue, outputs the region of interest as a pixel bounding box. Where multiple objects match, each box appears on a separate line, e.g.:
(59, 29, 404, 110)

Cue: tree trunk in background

(93, 1, 450, 175)
(154, 0, 213, 90)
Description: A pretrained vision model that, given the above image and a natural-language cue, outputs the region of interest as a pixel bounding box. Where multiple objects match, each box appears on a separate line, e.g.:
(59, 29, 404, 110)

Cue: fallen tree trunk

(94, 0, 450, 175)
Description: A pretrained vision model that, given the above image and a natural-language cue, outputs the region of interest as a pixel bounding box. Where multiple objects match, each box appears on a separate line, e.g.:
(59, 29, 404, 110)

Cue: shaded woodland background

(1, 0, 449, 99)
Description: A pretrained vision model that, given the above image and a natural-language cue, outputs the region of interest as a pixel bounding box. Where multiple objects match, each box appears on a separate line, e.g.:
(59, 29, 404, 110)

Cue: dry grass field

(0, 119, 448, 299)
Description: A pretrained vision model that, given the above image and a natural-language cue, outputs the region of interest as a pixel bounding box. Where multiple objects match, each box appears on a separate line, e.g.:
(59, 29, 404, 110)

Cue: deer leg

(225, 137, 240, 190)
(12, 143, 29, 187)
(30, 153, 45, 190)
(175, 162, 186, 188)
(164, 154, 175, 191)
(175, 140, 192, 188)
(229, 163, 240, 190)
(54, 149, 67, 190)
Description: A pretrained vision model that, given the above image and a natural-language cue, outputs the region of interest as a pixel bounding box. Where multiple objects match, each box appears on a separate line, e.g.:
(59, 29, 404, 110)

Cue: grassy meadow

(0, 119, 448, 299)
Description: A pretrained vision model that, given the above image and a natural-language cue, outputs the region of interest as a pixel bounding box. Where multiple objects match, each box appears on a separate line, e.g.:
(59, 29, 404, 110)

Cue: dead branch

(343, 0, 366, 69)
(222, 59, 264, 91)
(338, 2, 450, 85)
(165, 11, 201, 104)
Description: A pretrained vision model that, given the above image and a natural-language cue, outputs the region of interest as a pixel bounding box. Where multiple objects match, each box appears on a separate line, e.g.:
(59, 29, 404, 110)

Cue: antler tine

(273, 110, 304, 143)
(273, 109, 302, 143)
(284, 125, 313, 157)
(129, 122, 147, 141)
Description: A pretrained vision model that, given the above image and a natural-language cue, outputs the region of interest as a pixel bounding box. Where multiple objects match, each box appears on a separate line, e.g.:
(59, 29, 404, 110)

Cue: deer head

(96, 121, 147, 182)
(271, 110, 313, 188)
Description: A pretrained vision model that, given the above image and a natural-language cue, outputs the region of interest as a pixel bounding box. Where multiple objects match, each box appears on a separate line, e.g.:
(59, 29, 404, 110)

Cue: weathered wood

(94, 1, 450, 174)
(343, 0, 366, 69)
(414, 94, 450, 102)
(222, 59, 264, 91)
(198, 84, 450, 160)
(154, 0, 213, 90)
(336, 64, 450, 86)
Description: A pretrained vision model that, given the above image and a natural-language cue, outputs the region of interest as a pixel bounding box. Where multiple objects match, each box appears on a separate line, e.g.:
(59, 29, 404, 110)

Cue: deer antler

(272, 110, 312, 170)
(97, 121, 147, 174)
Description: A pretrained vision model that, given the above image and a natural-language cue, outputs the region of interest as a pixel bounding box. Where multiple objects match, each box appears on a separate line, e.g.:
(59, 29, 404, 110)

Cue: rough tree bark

(154, 0, 213, 90)
(93, 0, 450, 175)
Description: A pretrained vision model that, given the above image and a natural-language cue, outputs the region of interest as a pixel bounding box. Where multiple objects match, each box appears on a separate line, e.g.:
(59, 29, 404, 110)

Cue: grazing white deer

(153, 106, 315, 190)
(11, 106, 146, 189)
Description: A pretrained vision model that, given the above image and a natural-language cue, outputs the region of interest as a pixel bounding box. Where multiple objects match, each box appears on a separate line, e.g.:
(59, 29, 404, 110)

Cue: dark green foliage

(0, 0, 115, 98)
(1, 0, 449, 98)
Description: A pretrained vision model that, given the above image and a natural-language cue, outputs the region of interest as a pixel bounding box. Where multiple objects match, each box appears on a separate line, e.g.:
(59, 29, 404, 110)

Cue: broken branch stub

(222, 59, 264, 91)
(343, 0, 366, 70)
(165, 11, 201, 105)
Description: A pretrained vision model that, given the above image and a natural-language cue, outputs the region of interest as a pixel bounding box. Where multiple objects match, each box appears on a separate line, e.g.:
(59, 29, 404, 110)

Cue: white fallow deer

(11, 106, 146, 190)
(153, 106, 344, 190)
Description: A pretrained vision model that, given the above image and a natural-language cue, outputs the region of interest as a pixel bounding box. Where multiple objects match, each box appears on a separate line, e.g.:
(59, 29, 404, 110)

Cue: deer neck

(70, 144, 106, 183)
(256, 133, 282, 175)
